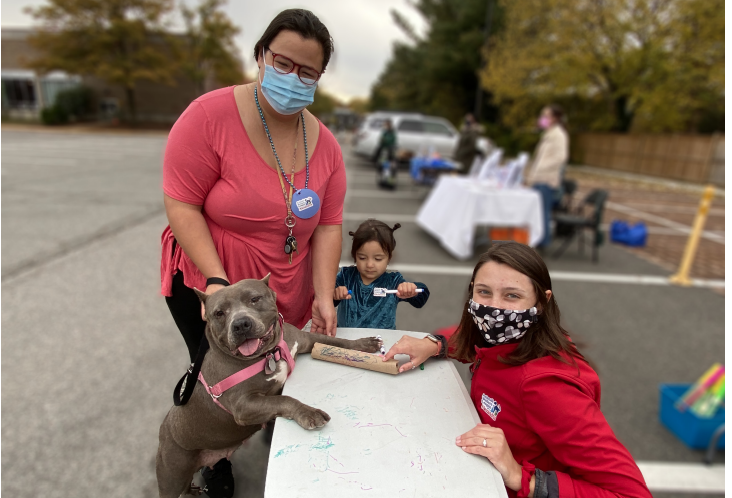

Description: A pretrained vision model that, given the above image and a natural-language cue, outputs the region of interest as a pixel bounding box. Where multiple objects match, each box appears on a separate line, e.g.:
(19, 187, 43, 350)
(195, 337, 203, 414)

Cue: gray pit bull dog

(156, 275, 382, 498)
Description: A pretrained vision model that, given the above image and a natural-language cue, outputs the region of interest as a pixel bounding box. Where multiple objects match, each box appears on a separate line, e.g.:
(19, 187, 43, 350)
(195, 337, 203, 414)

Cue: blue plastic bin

(659, 383, 725, 450)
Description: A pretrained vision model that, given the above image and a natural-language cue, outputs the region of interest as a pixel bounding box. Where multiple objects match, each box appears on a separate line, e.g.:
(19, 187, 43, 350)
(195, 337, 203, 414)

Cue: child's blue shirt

(334, 266, 430, 329)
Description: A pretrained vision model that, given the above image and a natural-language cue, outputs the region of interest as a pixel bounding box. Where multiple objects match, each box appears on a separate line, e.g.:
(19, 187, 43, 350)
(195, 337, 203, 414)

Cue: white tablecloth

(416, 176, 544, 259)
(265, 329, 507, 498)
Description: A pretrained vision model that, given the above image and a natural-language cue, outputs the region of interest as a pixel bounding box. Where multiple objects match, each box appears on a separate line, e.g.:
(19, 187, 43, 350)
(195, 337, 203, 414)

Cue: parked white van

(352, 112, 460, 161)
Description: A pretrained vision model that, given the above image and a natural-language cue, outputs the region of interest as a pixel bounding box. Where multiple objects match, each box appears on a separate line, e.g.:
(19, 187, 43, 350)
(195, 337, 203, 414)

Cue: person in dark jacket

(372, 119, 397, 163)
(384, 242, 652, 498)
(453, 113, 484, 172)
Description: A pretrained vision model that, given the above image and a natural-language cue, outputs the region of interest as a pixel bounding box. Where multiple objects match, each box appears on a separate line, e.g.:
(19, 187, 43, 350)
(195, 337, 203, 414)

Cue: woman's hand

(382, 335, 439, 373)
(311, 298, 337, 336)
(456, 424, 525, 493)
(201, 283, 227, 320)
(310, 224, 341, 337)
(396, 282, 418, 299)
(334, 286, 351, 301)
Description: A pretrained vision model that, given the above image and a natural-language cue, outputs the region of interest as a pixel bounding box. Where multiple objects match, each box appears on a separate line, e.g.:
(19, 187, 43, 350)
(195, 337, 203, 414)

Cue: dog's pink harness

(197, 315, 295, 415)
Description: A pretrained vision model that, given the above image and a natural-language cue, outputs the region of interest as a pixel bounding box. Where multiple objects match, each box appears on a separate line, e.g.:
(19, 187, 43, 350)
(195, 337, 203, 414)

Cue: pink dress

(160, 86, 346, 329)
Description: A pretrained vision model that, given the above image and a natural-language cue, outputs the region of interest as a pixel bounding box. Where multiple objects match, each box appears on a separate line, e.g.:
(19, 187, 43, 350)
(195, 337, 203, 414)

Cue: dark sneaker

(201, 458, 235, 498)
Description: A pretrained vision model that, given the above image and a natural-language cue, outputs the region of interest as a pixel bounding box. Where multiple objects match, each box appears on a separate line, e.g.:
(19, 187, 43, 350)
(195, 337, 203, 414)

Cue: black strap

(433, 334, 449, 359)
(470, 358, 482, 378)
(173, 333, 210, 406)
(206, 277, 230, 287)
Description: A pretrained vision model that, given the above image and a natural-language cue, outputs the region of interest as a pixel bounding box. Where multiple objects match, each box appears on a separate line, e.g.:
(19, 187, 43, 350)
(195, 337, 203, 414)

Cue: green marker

(692, 378, 725, 417)
(420, 363, 424, 370)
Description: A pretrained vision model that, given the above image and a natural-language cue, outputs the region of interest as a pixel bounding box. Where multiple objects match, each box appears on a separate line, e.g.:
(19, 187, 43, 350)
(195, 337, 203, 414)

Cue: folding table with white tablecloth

(416, 176, 544, 260)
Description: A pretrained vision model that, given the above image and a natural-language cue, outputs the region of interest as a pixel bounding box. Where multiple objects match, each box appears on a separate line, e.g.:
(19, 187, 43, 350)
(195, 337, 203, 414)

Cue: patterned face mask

(467, 299, 539, 346)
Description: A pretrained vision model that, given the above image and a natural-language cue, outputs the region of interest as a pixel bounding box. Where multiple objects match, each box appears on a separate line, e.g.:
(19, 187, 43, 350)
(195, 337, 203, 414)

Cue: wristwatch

(425, 334, 442, 357)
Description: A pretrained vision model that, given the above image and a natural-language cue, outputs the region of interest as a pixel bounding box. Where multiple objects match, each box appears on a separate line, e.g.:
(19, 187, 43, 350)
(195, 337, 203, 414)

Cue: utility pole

(473, 0, 494, 120)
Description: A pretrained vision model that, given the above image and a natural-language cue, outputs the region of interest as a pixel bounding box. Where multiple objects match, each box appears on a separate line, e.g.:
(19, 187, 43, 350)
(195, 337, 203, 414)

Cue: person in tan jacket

(525, 105, 569, 248)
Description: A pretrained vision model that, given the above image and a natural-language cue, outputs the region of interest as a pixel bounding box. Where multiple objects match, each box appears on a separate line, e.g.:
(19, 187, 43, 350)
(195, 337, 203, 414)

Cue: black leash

(173, 334, 210, 406)
(172, 274, 229, 406)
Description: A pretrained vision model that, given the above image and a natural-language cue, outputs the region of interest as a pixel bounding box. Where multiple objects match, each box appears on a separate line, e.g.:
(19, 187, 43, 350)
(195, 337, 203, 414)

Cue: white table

(264, 329, 507, 498)
(416, 176, 544, 259)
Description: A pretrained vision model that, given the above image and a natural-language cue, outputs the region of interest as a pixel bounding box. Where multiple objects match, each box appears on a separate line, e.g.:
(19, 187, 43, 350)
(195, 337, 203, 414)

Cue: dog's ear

(259, 273, 276, 301)
(193, 287, 208, 303)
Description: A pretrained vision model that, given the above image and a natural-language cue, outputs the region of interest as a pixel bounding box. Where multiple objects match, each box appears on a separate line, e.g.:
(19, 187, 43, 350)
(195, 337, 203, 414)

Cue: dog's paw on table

(351, 336, 382, 353)
(294, 406, 331, 430)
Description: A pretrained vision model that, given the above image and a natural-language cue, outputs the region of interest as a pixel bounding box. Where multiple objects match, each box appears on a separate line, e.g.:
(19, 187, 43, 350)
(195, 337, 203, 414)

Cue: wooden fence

(572, 133, 725, 187)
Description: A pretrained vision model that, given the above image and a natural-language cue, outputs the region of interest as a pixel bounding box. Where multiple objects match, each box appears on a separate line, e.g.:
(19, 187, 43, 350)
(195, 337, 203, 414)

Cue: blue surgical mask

(259, 49, 317, 115)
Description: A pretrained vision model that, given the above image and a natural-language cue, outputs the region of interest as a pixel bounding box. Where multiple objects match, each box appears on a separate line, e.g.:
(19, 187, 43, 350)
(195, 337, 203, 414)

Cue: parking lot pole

(669, 185, 716, 286)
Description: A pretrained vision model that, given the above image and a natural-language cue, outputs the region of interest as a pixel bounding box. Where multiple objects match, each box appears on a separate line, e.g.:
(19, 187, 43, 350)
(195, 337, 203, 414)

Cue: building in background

(318, 106, 360, 132)
(2, 28, 83, 120)
(1, 28, 236, 123)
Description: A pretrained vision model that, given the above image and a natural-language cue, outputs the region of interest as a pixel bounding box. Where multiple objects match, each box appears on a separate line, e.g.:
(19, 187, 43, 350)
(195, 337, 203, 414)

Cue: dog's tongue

(237, 338, 261, 356)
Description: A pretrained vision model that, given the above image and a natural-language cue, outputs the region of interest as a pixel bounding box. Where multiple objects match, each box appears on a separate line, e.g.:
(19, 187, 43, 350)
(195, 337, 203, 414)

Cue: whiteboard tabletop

(264, 328, 507, 498)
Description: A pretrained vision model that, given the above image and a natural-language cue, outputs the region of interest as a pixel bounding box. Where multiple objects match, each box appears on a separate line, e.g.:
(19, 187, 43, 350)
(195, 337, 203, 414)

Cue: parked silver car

(352, 112, 460, 161)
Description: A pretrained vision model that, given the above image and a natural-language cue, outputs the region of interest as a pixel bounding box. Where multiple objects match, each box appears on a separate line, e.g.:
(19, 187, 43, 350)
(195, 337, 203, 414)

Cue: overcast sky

(1, 0, 427, 101)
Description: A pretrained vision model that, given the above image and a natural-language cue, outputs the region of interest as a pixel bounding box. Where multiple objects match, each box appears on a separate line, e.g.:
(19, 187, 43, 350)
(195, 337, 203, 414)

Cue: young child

(334, 219, 429, 329)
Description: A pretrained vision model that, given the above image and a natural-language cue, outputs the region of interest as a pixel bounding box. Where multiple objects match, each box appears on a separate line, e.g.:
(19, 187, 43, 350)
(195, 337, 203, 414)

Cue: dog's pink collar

(198, 314, 295, 415)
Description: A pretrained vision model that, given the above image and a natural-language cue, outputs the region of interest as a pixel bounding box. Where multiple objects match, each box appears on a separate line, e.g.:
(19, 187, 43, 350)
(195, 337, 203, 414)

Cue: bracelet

(433, 334, 448, 359)
(206, 277, 230, 287)
(517, 461, 536, 498)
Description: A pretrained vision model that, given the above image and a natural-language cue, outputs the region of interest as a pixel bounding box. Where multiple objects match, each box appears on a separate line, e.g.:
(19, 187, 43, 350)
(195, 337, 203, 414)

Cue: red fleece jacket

(459, 339, 651, 498)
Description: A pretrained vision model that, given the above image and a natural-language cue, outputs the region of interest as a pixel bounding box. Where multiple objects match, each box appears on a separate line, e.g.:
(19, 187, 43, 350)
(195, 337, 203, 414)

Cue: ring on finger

(410, 360, 415, 370)
(482, 438, 487, 447)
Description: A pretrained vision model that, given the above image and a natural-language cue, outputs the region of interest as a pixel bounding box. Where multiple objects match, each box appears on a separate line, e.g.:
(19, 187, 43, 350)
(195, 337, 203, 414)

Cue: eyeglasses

(267, 49, 322, 85)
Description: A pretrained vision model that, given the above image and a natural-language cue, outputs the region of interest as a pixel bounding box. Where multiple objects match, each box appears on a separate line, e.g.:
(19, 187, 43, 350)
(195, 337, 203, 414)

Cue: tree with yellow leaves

(180, 0, 244, 99)
(25, 0, 179, 122)
(481, 0, 724, 133)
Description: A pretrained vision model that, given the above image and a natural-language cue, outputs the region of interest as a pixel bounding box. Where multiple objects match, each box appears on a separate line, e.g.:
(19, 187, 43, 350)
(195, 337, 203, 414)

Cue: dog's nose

(231, 316, 254, 336)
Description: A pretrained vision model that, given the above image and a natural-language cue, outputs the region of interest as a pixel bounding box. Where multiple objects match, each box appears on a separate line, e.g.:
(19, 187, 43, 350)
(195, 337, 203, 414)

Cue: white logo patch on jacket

(481, 393, 501, 421)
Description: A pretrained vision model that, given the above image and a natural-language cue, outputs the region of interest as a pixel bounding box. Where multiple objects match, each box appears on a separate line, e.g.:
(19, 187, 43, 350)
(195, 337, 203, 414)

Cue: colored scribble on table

(317, 345, 375, 364)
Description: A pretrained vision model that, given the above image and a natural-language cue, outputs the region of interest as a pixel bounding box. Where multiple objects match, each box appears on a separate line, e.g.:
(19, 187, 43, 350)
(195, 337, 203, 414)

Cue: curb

(569, 164, 725, 197)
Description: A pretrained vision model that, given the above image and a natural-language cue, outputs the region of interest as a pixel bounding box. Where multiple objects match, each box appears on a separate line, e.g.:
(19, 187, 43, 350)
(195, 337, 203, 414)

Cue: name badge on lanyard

(291, 188, 321, 219)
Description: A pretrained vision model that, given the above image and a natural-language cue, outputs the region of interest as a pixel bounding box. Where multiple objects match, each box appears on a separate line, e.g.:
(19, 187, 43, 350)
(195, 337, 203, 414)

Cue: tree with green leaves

(369, 0, 500, 125)
(481, 0, 724, 133)
(25, 0, 180, 122)
(308, 87, 339, 119)
(180, 0, 243, 98)
(347, 97, 369, 116)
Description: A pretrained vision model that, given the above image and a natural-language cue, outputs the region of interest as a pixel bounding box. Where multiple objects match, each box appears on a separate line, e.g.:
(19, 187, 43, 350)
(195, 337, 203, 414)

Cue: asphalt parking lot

(1, 128, 724, 498)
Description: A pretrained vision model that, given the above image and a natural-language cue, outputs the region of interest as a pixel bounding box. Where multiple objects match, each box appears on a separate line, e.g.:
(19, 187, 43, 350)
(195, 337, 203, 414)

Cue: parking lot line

(342, 213, 724, 238)
(609, 202, 725, 217)
(343, 262, 725, 289)
(637, 461, 725, 494)
(346, 189, 425, 199)
(343, 213, 417, 223)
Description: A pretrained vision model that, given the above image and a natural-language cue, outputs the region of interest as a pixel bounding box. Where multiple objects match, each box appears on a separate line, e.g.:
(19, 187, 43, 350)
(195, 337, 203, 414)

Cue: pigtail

(348, 231, 356, 237)
(391, 223, 402, 232)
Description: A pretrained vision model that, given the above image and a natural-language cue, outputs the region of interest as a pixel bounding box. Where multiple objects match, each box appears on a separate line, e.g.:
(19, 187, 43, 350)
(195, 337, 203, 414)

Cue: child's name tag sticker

(291, 189, 320, 219)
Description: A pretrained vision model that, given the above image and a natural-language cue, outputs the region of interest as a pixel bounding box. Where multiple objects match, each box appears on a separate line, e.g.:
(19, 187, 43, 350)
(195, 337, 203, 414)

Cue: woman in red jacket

(384, 242, 651, 498)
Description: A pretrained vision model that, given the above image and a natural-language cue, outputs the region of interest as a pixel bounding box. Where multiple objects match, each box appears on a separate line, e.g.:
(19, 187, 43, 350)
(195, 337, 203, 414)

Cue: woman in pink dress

(160, 9, 344, 496)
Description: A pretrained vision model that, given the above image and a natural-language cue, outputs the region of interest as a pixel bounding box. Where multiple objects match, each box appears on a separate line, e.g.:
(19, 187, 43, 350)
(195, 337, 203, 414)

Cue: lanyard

(273, 117, 298, 221)
(255, 86, 309, 191)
